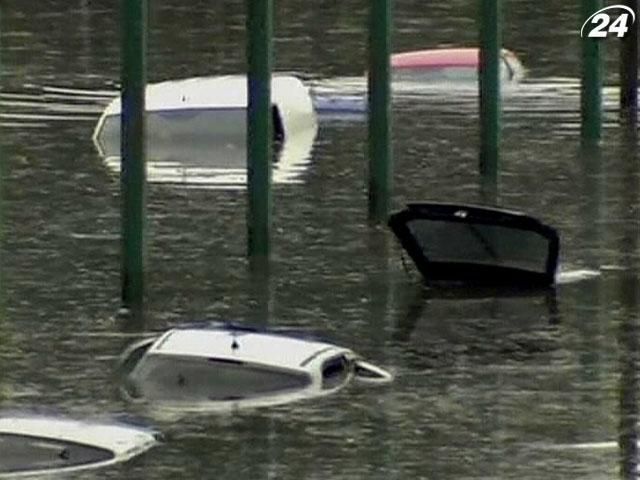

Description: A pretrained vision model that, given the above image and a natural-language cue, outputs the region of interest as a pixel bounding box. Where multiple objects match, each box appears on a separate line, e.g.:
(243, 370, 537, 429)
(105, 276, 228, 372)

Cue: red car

(391, 47, 524, 83)
(314, 47, 524, 116)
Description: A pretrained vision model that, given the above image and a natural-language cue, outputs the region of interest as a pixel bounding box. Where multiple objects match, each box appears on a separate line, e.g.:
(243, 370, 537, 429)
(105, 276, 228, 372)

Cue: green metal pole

(247, 0, 273, 263)
(120, 0, 147, 316)
(581, 0, 603, 143)
(479, 0, 502, 181)
(620, 0, 638, 128)
(368, 0, 393, 223)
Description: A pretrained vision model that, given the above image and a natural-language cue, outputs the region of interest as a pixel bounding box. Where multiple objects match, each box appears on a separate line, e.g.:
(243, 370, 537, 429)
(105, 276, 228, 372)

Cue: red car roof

(391, 48, 481, 70)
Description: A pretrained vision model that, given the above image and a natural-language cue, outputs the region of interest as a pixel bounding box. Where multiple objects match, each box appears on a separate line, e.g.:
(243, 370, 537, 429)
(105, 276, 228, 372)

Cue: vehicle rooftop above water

(391, 47, 482, 69)
(389, 47, 525, 82)
(0, 414, 158, 477)
(147, 326, 351, 371)
(119, 323, 392, 415)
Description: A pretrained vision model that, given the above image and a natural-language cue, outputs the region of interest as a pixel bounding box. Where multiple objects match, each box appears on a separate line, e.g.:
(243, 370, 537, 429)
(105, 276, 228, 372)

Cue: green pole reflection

(480, 173, 499, 206)
(619, 0, 638, 129)
(365, 229, 395, 478)
(618, 279, 639, 480)
(616, 132, 639, 480)
(248, 267, 271, 328)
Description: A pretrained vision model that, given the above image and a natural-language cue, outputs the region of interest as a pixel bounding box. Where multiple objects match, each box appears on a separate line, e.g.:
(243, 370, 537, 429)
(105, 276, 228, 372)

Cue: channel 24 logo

(581, 4, 636, 37)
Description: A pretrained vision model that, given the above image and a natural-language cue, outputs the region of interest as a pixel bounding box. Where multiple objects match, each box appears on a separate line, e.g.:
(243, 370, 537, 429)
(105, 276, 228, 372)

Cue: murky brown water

(0, 0, 638, 478)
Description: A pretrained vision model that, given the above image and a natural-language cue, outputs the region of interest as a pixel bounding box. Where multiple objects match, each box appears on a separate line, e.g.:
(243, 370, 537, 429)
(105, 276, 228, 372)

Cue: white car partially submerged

(0, 414, 159, 477)
(119, 323, 393, 414)
(92, 74, 316, 160)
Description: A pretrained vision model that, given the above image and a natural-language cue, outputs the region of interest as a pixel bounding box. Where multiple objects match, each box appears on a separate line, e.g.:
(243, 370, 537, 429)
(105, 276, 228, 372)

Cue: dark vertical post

(581, 0, 603, 144)
(120, 0, 147, 316)
(368, 0, 393, 223)
(479, 0, 502, 181)
(620, 0, 638, 128)
(247, 0, 273, 264)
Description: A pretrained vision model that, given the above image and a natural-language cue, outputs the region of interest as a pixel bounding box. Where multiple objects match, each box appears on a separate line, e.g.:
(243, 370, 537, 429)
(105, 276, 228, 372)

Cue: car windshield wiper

(466, 224, 499, 260)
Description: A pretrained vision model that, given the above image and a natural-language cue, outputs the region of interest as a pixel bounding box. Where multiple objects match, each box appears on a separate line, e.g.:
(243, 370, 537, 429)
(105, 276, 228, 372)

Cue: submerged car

(388, 202, 559, 287)
(0, 414, 159, 477)
(119, 323, 392, 414)
(313, 47, 524, 117)
(390, 47, 525, 83)
(92, 74, 316, 160)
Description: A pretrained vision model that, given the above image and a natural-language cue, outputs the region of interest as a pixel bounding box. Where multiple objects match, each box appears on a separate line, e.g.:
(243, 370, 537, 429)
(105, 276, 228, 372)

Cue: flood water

(0, 0, 639, 478)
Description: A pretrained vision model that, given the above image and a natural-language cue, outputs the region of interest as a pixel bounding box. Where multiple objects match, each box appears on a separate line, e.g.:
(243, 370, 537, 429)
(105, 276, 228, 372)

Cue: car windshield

(0, 433, 114, 474)
(406, 218, 551, 273)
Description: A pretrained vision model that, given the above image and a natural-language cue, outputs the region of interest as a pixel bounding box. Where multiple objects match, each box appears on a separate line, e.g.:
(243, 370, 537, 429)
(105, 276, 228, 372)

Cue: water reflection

(247, 269, 272, 327)
(618, 279, 639, 480)
(0, 82, 319, 189)
(3, 0, 640, 478)
(392, 283, 561, 359)
(479, 174, 499, 206)
(169, 413, 332, 480)
(311, 76, 633, 127)
(616, 134, 639, 480)
(0, 315, 7, 405)
(547, 131, 640, 478)
(98, 119, 318, 190)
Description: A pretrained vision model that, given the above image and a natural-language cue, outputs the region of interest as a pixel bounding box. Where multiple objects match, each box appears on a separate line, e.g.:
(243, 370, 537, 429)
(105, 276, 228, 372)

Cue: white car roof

(0, 415, 158, 477)
(101, 74, 310, 114)
(146, 328, 353, 372)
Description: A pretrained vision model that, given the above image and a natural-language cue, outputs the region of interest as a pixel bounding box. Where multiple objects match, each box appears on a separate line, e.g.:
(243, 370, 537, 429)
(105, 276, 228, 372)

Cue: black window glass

(129, 356, 312, 402)
(0, 433, 114, 474)
(321, 355, 350, 390)
(407, 218, 551, 274)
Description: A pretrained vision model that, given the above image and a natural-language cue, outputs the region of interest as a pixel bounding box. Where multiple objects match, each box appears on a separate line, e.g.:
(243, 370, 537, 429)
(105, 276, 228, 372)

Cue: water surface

(0, 1, 639, 478)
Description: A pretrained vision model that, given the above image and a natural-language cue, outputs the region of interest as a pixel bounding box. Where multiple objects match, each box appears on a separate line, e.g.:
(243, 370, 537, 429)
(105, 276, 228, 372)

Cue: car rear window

(129, 356, 311, 402)
(406, 218, 551, 274)
(0, 433, 114, 474)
